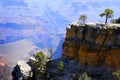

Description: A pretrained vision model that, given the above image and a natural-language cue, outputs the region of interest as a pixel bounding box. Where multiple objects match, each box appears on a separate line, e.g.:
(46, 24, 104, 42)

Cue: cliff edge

(62, 22, 120, 68)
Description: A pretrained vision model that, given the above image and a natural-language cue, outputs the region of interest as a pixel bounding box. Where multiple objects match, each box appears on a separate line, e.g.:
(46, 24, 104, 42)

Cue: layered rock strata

(62, 22, 120, 68)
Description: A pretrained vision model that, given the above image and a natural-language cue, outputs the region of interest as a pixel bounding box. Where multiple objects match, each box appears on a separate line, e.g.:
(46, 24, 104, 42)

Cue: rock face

(62, 22, 120, 68)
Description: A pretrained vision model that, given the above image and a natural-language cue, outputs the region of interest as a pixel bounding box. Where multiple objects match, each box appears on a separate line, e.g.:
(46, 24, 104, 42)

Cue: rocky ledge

(62, 22, 120, 68)
(45, 58, 114, 80)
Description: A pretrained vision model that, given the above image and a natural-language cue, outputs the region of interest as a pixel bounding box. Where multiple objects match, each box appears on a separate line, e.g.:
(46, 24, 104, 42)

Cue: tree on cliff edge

(99, 8, 114, 23)
(79, 15, 87, 24)
(98, 9, 114, 55)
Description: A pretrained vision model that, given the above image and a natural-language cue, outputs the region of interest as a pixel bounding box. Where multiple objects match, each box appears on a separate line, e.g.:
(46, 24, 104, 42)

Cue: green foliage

(79, 14, 87, 24)
(34, 51, 45, 61)
(34, 51, 49, 74)
(99, 8, 114, 18)
(58, 61, 64, 74)
(78, 72, 91, 80)
(113, 70, 120, 80)
(58, 61, 64, 70)
(99, 8, 114, 23)
(99, 13, 106, 17)
(105, 9, 114, 18)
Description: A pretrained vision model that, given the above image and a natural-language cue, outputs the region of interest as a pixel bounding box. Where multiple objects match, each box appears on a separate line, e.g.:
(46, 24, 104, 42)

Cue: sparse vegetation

(99, 8, 114, 23)
(34, 51, 49, 77)
(79, 14, 87, 24)
(58, 61, 64, 75)
(113, 70, 120, 80)
(78, 72, 91, 80)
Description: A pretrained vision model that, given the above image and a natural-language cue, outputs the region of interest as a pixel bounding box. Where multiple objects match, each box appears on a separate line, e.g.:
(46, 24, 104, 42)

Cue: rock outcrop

(12, 60, 33, 80)
(62, 22, 120, 68)
(12, 51, 51, 80)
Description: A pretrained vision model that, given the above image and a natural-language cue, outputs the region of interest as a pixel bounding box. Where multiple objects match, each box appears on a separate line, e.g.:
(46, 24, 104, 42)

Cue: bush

(34, 51, 49, 74)
(58, 61, 64, 75)
(78, 72, 91, 80)
(113, 70, 120, 80)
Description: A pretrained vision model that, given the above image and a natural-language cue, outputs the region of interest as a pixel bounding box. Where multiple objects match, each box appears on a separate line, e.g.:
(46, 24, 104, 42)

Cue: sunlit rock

(12, 60, 33, 80)
(63, 22, 120, 68)
(0, 56, 6, 66)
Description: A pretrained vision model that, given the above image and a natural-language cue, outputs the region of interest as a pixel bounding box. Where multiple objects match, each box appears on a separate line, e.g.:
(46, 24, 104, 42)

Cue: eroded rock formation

(62, 22, 120, 68)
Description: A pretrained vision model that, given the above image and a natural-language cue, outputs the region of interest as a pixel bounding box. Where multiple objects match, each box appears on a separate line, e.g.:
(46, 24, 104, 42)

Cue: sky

(0, 0, 120, 23)
(0, 0, 120, 66)
(0, 0, 120, 41)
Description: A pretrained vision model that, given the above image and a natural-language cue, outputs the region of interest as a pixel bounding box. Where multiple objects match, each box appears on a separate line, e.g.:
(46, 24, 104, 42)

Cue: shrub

(58, 61, 64, 75)
(113, 70, 120, 80)
(34, 51, 49, 75)
(78, 72, 91, 80)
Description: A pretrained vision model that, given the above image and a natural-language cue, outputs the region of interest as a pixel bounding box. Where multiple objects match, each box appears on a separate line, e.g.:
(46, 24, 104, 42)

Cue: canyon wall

(62, 22, 120, 68)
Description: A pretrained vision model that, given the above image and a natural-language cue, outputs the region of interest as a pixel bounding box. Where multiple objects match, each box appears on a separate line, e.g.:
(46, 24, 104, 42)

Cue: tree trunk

(105, 16, 108, 24)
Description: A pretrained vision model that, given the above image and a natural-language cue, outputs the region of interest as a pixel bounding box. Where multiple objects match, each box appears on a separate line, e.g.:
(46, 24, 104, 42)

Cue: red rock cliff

(62, 22, 120, 68)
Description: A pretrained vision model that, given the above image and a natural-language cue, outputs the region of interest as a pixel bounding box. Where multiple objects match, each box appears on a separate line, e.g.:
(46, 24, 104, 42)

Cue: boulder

(12, 60, 33, 80)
